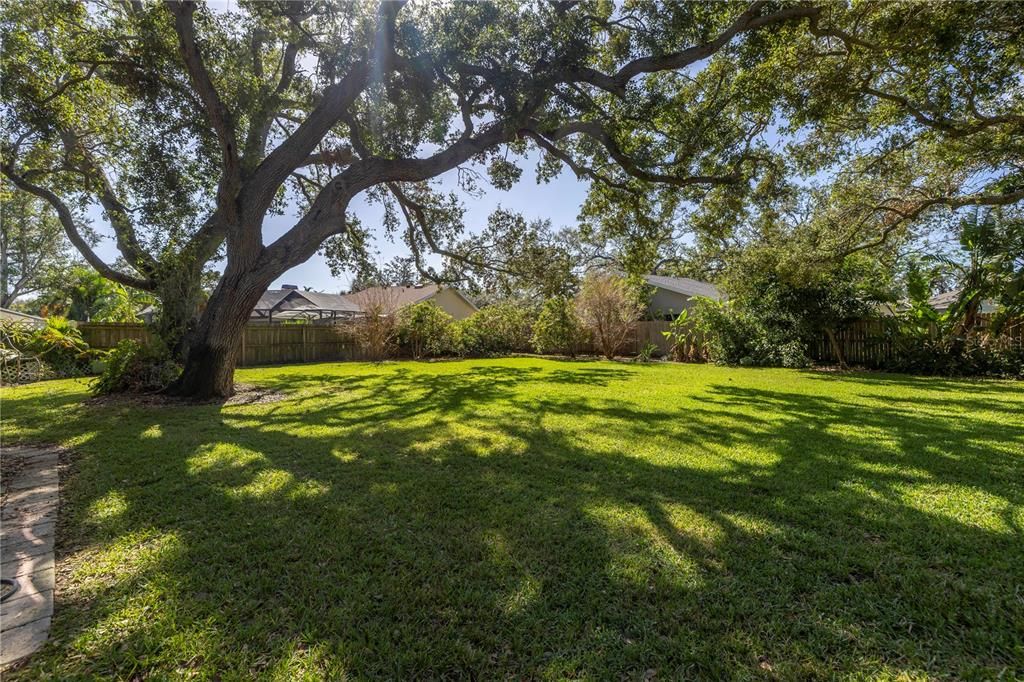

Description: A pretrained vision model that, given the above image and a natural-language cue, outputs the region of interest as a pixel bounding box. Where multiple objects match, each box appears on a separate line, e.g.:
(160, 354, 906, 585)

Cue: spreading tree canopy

(4, 1, 1019, 396)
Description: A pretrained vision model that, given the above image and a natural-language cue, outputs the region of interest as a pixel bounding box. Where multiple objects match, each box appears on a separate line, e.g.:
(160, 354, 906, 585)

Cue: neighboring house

(926, 289, 997, 314)
(0, 307, 47, 329)
(251, 285, 362, 323)
(343, 284, 478, 320)
(643, 275, 721, 320)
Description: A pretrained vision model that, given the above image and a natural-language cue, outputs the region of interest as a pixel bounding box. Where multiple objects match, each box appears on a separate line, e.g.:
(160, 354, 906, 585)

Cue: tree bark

(170, 271, 269, 399)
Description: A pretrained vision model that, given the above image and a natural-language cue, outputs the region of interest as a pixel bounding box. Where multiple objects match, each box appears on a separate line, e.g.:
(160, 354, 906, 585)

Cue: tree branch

(1, 164, 154, 291)
(241, 1, 407, 224)
(567, 2, 820, 95)
(165, 0, 240, 180)
(842, 187, 1024, 255)
(57, 129, 159, 275)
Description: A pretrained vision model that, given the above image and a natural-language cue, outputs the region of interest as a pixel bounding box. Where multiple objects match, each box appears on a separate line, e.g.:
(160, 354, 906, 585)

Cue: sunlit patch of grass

(87, 490, 129, 525)
(2, 359, 1022, 679)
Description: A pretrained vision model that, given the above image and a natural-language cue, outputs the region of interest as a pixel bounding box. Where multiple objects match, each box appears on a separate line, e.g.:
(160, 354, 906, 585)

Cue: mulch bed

(84, 383, 288, 408)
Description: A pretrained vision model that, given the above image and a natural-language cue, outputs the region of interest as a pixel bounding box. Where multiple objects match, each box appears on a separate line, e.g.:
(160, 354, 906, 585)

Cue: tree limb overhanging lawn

(3, 359, 1022, 679)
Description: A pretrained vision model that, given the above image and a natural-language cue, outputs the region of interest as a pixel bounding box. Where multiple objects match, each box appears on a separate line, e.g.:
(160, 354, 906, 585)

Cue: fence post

(302, 324, 309, 363)
(240, 327, 247, 367)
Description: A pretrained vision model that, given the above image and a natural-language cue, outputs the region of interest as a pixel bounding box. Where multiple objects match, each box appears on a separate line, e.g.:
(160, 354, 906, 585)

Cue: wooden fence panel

(79, 322, 366, 367)
(634, 321, 672, 355)
(78, 323, 154, 349)
(78, 313, 1022, 369)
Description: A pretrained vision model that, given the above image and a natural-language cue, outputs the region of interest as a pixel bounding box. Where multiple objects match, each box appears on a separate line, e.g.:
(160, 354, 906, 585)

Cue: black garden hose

(1, 577, 19, 602)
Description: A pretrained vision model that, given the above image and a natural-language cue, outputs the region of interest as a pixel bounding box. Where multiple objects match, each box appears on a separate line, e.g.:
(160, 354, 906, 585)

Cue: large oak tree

(3, 0, 911, 397)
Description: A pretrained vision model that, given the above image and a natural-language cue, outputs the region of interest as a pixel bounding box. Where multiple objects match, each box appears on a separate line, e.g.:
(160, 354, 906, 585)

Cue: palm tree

(937, 208, 1023, 337)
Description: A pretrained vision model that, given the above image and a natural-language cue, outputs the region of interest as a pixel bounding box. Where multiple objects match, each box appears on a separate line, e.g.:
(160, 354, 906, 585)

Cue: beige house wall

(429, 288, 477, 320)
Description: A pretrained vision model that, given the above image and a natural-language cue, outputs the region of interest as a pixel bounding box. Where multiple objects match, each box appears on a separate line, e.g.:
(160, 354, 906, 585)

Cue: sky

(89, 149, 591, 296)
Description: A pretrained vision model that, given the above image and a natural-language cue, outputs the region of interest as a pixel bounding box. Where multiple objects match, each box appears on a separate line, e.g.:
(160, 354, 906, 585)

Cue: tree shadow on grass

(4, 364, 1023, 679)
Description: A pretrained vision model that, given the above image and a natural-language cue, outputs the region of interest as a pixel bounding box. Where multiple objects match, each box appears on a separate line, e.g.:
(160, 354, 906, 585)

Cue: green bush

(889, 331, 1023, 378)
(531, 297, 586, 357)
(0, 317, 96, 377)
(397, 302, 460, 358)
(92, 340, 181, 394)
(694, 298, 810, 368)
(459, 302, 536, 356)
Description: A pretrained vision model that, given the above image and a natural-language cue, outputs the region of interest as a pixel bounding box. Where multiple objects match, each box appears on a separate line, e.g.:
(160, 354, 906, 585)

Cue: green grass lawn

(2, 359, 1023, 680)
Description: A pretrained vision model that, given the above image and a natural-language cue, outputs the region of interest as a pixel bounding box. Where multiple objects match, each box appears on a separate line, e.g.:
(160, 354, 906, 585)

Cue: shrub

(889, 329, 1023, 378)
(397, 302, 460, 358)
(532, 297, 586, 357)
(459, 302, 536, 356)
(694, 298, 810, 368)
(0, 317, 96, 379)
(355, 289, 399, 361)
(574, 273, 643, 360)
(635, 342, 658, 363)
(92, 340, 180, 394)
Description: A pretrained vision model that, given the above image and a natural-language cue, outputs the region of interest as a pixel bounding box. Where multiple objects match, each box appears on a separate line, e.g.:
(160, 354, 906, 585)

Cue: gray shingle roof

(292, 290, 362, 313)
(644, 275, 721, 300)
(253, 289, 293, 311)
(927, 288, 997, 313)
(252, 289, 361, 318)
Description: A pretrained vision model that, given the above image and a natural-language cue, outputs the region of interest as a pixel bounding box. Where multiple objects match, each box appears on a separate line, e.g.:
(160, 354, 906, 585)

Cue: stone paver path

(1, 445, 59, 669)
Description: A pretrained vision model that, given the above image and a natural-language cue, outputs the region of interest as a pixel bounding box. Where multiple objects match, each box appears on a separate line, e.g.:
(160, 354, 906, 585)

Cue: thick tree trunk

(170, 272, 268, 399)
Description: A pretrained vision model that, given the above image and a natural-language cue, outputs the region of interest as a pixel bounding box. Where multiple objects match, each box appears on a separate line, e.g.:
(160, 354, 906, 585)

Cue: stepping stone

(1, 445, 59, 670)
(0, 617, 51, 668)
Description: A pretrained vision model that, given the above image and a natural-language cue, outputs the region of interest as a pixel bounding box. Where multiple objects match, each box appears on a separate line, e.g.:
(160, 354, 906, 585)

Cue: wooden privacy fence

(80, 320, 680, 365)
(810, 319, 895, 367)
(77, 322, 153, 348)
(79, 322, 366, 366)
(79, 316, 1018, 368)
(810, 313, 1023, 367)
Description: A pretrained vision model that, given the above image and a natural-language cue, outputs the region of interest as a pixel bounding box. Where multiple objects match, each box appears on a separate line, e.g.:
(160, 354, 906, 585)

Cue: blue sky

(91, 149, 590, 294)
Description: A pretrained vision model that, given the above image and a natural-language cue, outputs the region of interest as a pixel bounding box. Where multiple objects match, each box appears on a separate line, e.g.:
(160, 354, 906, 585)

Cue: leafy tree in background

(442, 209, 577, 304)
(0, 181, 77, 307)
(346, 255, 420, 292)
(937, 208, 1024, 336)
(2, 0, 841, 397)
(34, 265, 155, 323)
(532, 297, 585, 358)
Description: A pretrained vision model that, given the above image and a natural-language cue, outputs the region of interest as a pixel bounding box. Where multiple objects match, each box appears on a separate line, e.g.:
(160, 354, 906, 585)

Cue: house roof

(644, 275, 722, 301)
(254, 289, 293, 312)
(926, 288, 997, 313)
(343, 284, 441, 310)
(292, 290, 362, 313)
(252, 289, 361, 319)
